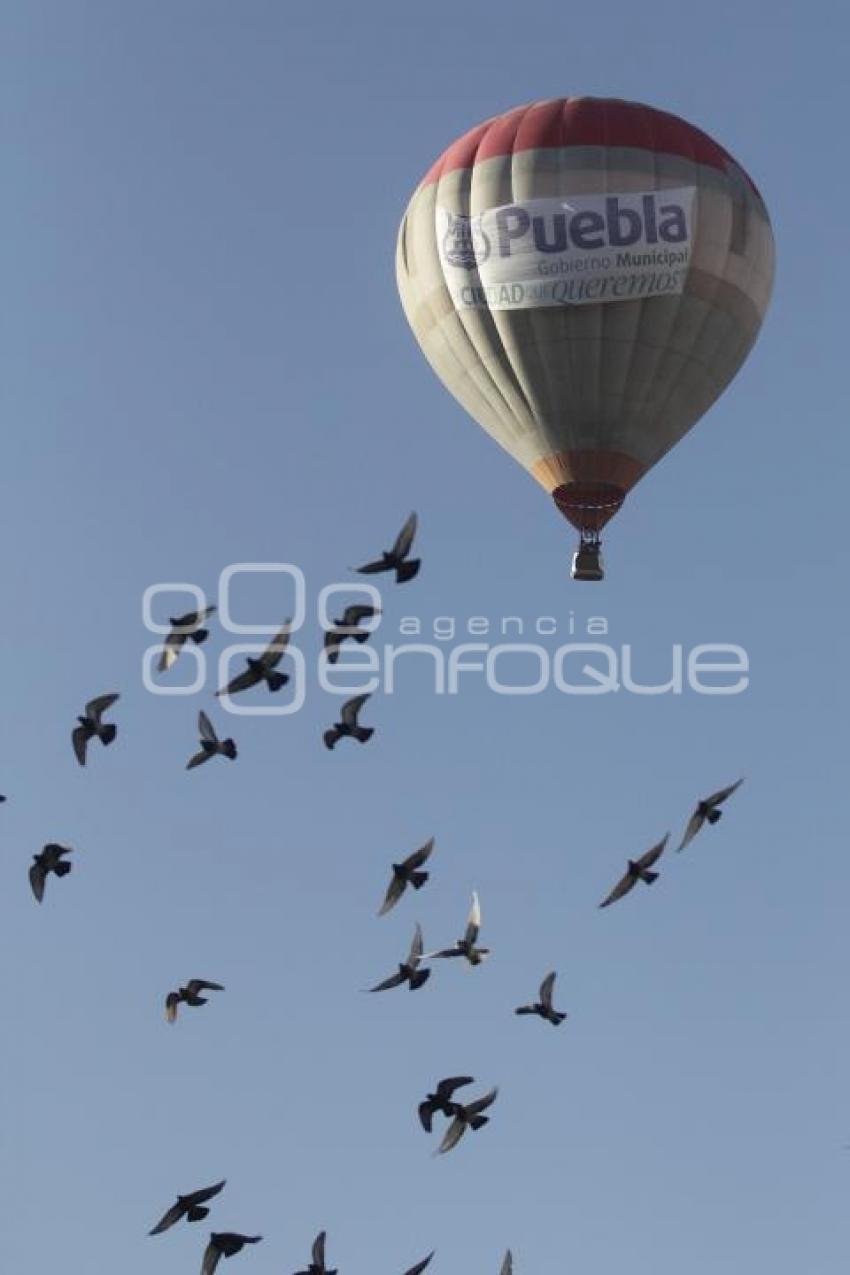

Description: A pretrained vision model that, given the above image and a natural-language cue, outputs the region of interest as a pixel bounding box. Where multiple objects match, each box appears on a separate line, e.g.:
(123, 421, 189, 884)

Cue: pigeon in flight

(201, 1232, 262, 1275)
(72, 693, 119, 766)
(426, 891, 490, 965)
(418, 1076, 475, 1133)
(436, 1086, 499, 1155)
(165, 979, 225, 1022)
(159, 606, 217, 672)
(187, 711, 237, 769)
(29, 843, 74, 903)
(295, 1230, 337, 1275)
(216, 623, 292, 696)
(354, 512, 420, 583)
(515, 971, 567, 1026)
(402, 1254, 435, 1275)
(378, 837, 434, 916)
(323, 693, 374, 750)
(149, 1179, 226, 1235)
(599, 834, 668, 909)
(367, 923, 430, 992)
(323, 605, 380, 664)
(676, 779, 744, 852)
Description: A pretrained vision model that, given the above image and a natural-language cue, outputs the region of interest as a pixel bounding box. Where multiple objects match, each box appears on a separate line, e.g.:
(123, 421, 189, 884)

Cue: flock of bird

(19, 511, 744, 1273)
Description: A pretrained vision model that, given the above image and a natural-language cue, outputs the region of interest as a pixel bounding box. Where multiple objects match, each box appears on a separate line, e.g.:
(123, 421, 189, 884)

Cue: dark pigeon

(159, 607, 217, 672)
(677, 778, 744, 852)
(29, 843, 74, 903)
(367, 923, 430, 993)
(72, 693, 119, 766)
(515, 971, 567, 1025)
(187, 711, 237, 769)
(599, 834, 668, 908)
(378, 837, 434, 916)
(149, 1179, 226, 1235)
(323, 693, 374, 750)
(354, 512, 420, 583)
(217, 623, 292, 696)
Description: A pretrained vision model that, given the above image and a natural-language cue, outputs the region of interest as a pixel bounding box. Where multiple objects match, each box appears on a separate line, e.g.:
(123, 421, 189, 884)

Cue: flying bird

(436, 1086, 499, 1155)
(418, 1076, 475, 1132)
(378, 837, 434, 916)
(323, 693, 374, 750)
(72, 693, 119, 766)
(148, 1180, 226, 1235)
(599, 834, 669, 908)
(426, 891, 490, 965)
(165, 979, 225, 1022)
(216, 623, 292, 696)
(515, 971, 567, 1025)
(354, 512, 420, 583)
(29, 843, 74, 903)
(676, 778, 744, 852)
(187, 711, 237, 769)
(367, 922, 430, 992)
(201, 1232, 261, 1275)
(159, 606, 217, 672)
(295, 1230, 337, 1275)
(323, 605, 380, 664)
(402, 1253, 435, 1275)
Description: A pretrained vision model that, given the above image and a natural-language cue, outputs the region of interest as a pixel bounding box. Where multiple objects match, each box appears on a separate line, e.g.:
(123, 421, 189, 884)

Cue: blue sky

(2, 2, 847, 1273)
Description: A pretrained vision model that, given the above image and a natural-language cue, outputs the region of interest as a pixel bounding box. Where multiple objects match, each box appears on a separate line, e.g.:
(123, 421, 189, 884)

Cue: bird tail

(410, 871, 429, 889)
(186, 1205, 210, 1222)
(550, 1011, 568, 1025)
(640, 869, 660, 885)
(469, 1115, 489, 1131)
(395, 559, 421, 583)
(707, 809, 722, 824)
(222, 740, 237, 760)
(191, 628, 209, 645)
(54, 862, 72, 878)
(352, 727, 374, 744)
(409, 969, 430, 990)
(266, 670, 289, 692)
(100, 723, 117, 746)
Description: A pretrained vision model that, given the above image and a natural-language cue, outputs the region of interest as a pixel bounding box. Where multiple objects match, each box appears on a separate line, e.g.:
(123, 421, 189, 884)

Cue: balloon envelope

(396, 97, 775, 576)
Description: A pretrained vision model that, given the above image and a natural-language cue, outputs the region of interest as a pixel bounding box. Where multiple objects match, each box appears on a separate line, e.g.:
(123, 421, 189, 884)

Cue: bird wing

(598, 870, 634, 908)
(186, 749, 211, 771)
(217, 665, 260, 696)
(463, 891, 481, 946)
(201, 1239, 222, 1275)
(466, 1086, 498, 1116)
(312, 1231, 327, 1267)
(198, 711, 219, 745)
(436, 1076, 475, 1100)
(260, 622, 291, 669)
(403, 837, 434, 871)
(186, 1179, 226, 1207)
(539, 971, 556, 1009)
(705, 776, 744, 808)
(408, 922, 425, 965)
(354, 557, 387, 574)
(29, 860, 46, 903)
(675, 811, 704, 853)
(636, 834, 669, 872)
(186, 980, 224, 994)
(417, 1101, 434, 1132)
(148, 1199, 186, 1235)
(85, 692, 119, 721)
(72, 725, 89, 767)
(403, 1252, 435, 1275)
(159, 631, 186, 671)
(368, 970, 405, 993)
(436, 1116, 466, 1155)
(165, 993, 180, 1022)
(341, 693, 370, 728)
(323, 629, 342, 659)
(342, 604, 378, 626)
(392, 511, 418, 560)
(323, 728, 340, 750)
(499, 1250, 513, 1275)
(378, 874, 406, 916)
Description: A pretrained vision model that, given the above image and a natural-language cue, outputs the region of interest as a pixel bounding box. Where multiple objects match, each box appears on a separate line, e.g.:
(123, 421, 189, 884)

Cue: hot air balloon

(396, 97, 774, 580)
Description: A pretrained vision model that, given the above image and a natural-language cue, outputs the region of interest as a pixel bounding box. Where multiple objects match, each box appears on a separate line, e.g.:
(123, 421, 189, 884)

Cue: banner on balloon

(437, 186, 696, 310)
